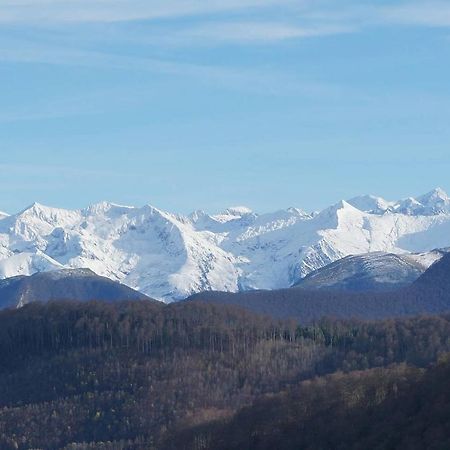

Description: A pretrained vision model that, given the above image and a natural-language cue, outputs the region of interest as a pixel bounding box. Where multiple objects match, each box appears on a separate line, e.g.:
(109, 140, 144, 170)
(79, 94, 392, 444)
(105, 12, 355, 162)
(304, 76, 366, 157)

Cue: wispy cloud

(0, 0, 296, 24)
(0, 86, 141, 123)
(381, 2, 450, 28)
(0, 41, 254, 91)
(0, 37, 346, 98)
(149, 2, 450, 47)
(1, 0, 448, 120)
(2, 1, 450, 31)
(170, 21, 354, 44)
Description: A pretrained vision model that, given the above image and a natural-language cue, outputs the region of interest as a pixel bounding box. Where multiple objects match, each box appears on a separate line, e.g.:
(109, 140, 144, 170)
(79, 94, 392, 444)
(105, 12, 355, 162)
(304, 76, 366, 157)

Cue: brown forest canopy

(0, 300, 450, 449)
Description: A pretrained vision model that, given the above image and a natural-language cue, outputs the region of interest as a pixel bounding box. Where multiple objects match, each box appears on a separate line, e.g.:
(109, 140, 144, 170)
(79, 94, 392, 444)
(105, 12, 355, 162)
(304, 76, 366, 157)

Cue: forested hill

(175, 357, 450, 450)
(188, 253, 450, 323)
(0, 269, 155, 310)
(1, 300, 450, 449)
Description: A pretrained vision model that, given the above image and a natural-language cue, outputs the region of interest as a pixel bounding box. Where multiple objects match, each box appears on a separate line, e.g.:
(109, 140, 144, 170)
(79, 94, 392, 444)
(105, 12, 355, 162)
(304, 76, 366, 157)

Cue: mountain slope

(294, 249, 445, 292)
(175, 360, 450, 450)
(0, 202, 240, 302)
(188, 253, 450, 323)
(0, 269, 155, 309)
(414, 251, 450, 292)
(1, 188, 450, 301)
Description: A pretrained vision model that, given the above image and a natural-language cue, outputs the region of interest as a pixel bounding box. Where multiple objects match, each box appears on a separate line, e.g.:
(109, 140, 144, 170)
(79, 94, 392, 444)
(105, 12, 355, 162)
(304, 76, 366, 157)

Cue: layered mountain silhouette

(293, 250, 446, 292)
(0, 269, 156, 309)
(1, 188, 450, 301)
(189, 253, 450, 323)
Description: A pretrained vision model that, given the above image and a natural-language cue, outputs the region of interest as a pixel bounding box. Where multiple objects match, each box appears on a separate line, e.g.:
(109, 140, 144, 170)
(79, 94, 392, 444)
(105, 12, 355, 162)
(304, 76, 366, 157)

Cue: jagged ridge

(0, 188, 449, 301)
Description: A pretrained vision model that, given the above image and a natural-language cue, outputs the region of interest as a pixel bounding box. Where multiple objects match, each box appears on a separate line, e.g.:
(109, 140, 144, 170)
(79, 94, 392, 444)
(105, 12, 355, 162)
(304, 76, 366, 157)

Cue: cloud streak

(0, 0, 296, 24)
(381, 2, 450, 28)
(0, 37, 347, 99)
(0, 40, 257, 89)
(171, 21, 354, 44)
(2, 1, 450, 32)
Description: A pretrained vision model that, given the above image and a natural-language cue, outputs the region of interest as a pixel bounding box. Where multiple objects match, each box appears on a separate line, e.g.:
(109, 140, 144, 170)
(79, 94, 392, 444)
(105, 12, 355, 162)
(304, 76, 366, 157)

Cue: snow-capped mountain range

(1, 188, 450, 302)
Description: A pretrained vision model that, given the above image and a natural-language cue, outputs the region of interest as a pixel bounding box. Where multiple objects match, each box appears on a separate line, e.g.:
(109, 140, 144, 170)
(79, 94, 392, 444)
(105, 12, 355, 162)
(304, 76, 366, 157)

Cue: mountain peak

(142, 204, 174, 219)
(35, 267, 98, 280)
(15, 203, 78, 223)
(1, 192, 450, 301)
(315, 200, 363, 227)
(339, 200, 352, 209)
(322, 199, 359, 214)
(19, 202, 49, 214)
(189, 209, 208, 222)
(394, 188, 450, 216)
(417, 187, 449, 204)
(86, 201, 134, 215)
(430, 186, 447, 197)
(223, 206, 253, 216)
(347, 195, 393, 214)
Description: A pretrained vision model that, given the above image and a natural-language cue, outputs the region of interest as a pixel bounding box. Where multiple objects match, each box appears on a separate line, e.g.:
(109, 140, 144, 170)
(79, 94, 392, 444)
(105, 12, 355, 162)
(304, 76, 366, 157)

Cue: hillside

(174, 359, 450, 450)
(293, 250, 445, 292)
(189, 253, 450, 323)
(0, 269, 155, 309)
(0, 300, 450, 449)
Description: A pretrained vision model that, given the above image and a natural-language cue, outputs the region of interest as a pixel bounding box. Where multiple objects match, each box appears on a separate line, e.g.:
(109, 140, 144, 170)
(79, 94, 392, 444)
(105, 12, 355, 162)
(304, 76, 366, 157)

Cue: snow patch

(0, 189, 449, 301)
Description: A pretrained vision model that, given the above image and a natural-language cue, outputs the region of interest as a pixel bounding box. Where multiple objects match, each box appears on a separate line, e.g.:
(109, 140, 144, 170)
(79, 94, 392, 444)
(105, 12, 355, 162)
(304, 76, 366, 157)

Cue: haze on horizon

(1, 0, 450, 214)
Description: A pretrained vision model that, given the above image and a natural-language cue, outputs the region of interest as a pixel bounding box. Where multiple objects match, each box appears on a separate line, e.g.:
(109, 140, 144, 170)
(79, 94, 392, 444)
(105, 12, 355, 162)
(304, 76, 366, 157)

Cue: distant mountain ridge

(294, 249, 446, 292)
(1, 188, 450, 301)
(188, 254, 450, 323)
(347, 187, 450, 215)
(0, 269, 154, 310)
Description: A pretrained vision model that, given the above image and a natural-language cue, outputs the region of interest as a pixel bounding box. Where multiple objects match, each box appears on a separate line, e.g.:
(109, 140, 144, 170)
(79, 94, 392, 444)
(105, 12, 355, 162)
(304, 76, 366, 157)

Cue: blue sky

(1, 0, 450, 214)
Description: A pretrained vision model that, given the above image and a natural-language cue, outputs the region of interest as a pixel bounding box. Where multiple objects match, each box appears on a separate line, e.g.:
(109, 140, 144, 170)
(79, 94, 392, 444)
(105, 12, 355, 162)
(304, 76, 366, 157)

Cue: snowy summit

(0, 189, 450, 302)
